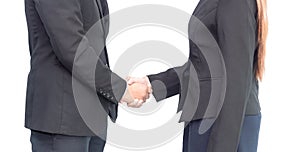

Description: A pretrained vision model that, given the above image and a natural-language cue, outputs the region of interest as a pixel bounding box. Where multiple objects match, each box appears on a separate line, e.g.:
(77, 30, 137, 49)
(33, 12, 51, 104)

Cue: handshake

(121, 76, 152, 108)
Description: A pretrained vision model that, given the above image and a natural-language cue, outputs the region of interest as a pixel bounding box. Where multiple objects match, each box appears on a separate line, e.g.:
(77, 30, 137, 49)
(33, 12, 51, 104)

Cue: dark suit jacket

(24, 0, 126, 136)
(148, 0, 261, 151)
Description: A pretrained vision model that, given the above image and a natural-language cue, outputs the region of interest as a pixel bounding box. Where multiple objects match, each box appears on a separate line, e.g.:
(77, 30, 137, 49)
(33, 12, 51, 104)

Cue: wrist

(144, 76, 152, 94)
(121, 84, 134, 102)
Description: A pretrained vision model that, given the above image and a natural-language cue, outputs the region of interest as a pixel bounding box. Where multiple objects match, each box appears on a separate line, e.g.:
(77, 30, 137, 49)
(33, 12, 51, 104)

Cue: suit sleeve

(147, 63, 188, 101)
(33, 0, 126, 103)
(207, 0, 257, 151)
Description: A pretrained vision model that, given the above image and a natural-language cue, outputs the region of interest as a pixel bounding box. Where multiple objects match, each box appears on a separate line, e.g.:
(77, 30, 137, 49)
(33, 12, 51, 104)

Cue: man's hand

(127, 76, 152, 94)
(121, 76, 152, 108)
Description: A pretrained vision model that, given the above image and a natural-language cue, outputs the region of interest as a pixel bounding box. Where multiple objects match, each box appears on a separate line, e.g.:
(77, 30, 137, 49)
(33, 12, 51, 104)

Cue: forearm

(147, 65, 184, 101)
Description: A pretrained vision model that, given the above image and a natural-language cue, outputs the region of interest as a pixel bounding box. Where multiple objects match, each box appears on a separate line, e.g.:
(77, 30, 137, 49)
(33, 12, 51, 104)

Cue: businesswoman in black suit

(129, 0, 268, 151)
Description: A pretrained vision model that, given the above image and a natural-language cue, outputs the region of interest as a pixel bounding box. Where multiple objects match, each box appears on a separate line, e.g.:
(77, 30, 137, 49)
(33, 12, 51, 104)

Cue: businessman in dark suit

(24, 0, 150, 151)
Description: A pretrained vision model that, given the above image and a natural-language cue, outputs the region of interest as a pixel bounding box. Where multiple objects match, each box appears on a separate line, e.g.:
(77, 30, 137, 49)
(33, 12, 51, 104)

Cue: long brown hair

(256, 0, 268, 81)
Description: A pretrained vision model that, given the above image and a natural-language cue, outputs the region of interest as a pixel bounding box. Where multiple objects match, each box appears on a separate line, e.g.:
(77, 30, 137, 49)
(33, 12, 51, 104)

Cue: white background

(0, 0, 300, 151)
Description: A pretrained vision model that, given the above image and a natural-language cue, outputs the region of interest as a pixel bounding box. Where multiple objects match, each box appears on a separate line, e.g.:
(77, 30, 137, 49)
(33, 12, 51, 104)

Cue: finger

(139, 99, 145, 104)
(128, 77, 143, 85)
(148, 88, 152, 94)
(135, 100, 144, 108)
(141, 92, 150, 100)
(128, 103, 139, 108)
(132, 77, 148, 84)
(125, 98, 136, 105)
(145, 93, 150, 99)
(127, 77, 135, 85)
(147, 86, 152, 94)
(121, 99, 131, 104)
(134, 100, 144, 108)
(127, 102, 135, 107)
(127, 99, 139, 107)
(134, 99, 144, 108)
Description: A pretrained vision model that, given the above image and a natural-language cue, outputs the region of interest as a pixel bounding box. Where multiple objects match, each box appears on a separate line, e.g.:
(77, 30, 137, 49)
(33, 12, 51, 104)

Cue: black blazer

(148, 0, 261, 151)
(24, 0, 126, 136)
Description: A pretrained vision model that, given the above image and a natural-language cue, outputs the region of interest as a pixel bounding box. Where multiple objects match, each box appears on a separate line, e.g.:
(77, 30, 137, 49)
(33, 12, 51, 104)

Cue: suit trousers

(183, 114, 261, 152)
(30, 130, 106, 152)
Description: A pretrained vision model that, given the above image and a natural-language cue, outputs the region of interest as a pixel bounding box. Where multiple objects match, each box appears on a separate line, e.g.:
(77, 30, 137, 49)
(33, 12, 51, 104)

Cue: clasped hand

(121, 76, 152, 108)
